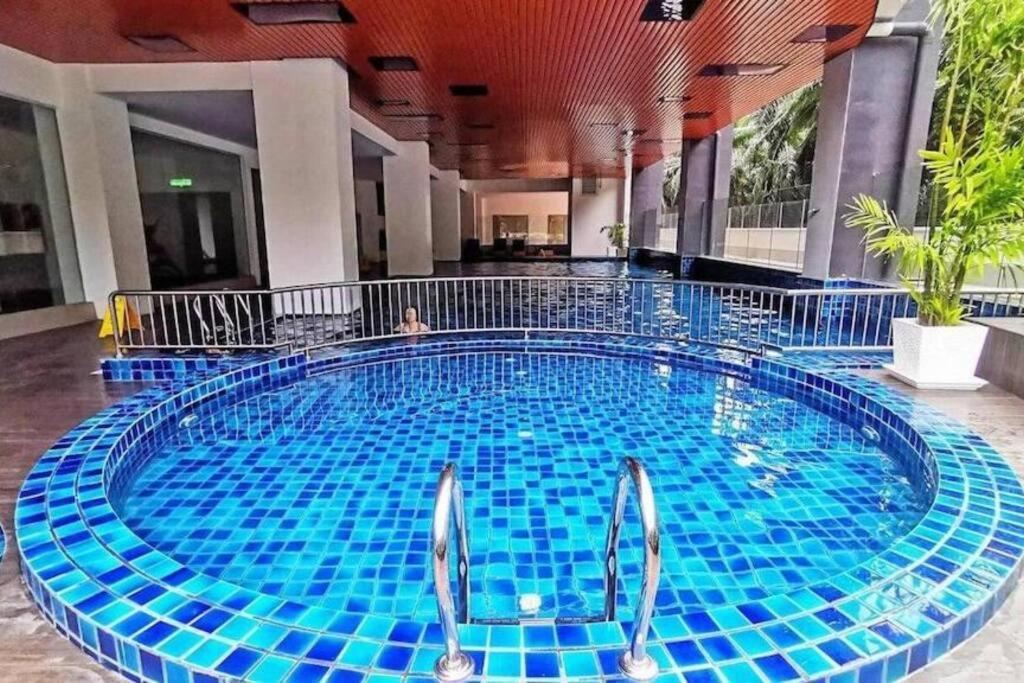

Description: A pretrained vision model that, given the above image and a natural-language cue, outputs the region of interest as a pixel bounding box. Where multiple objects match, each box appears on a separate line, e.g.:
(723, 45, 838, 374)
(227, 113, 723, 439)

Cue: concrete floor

(0, 324, 1021, 681)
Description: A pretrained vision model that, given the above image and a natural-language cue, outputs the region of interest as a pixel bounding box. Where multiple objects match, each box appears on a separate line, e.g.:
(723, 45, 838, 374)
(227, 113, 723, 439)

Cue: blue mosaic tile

(14, 334, 1024, 682)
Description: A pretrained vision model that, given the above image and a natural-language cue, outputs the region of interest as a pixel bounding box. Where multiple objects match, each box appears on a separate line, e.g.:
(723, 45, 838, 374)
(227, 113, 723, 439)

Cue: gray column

(675, 126, 732, 258)
(628, 159, 665, 250)
(802, 0, 939, 281)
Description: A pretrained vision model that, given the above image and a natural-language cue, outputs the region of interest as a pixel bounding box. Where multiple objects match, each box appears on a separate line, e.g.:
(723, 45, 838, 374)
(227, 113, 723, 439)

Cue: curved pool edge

(16, 335, 1024, 683)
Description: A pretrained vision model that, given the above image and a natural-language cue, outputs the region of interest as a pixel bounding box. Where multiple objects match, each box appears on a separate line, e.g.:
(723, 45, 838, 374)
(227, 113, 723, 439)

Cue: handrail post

(604, 457, 661, 681)
(108, 292, 123, 357)
(431, 463, 474, 682)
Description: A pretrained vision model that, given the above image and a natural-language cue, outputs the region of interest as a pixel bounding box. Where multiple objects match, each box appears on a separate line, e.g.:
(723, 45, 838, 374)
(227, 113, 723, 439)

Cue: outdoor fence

(724, 200, 809, 271)
(109, 277, 1024, 356)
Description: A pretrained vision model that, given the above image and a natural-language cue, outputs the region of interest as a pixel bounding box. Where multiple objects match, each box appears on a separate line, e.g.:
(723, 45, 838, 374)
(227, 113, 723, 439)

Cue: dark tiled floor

(0, 322, 140, 682)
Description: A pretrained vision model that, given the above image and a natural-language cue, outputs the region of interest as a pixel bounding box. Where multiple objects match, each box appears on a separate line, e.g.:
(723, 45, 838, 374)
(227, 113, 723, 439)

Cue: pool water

(113, 351, 928, 625)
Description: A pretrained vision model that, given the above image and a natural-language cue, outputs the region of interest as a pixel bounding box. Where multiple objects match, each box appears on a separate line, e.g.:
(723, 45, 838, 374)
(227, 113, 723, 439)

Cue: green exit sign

(169, 177, 193, 188)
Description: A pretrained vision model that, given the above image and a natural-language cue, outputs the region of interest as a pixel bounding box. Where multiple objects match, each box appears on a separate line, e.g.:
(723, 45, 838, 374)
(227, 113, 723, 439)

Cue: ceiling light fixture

(124, 34, 195, 53)
(376, 98, 412, 107)
(384, 113, 443, 121)
(640, 0, 707, 22)
(450, 84, 489, 97)
(792, 24, 859, 43)
(683, 111, 713, 120)
(658, 95, 691, 104)
(232, 1, 356, 25)
(699, 63, 786, 77)
(369, 55, 419, 72)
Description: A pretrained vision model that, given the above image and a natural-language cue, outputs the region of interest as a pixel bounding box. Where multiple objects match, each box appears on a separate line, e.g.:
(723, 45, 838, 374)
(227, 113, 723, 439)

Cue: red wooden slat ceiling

(0, 0, 876, 179)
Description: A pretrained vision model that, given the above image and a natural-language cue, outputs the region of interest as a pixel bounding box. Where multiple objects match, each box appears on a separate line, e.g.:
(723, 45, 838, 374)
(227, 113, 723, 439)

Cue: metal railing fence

(109, 277, 1024, 356)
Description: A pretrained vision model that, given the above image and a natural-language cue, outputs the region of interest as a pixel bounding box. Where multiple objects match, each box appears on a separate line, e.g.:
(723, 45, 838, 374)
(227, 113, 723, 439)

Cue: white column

(252, 59, 359, 290)
(383, 141, 433, 276)
(431, 170, 461, 261)
(56, 67, 147, 314)
(622, 149, 634, 231)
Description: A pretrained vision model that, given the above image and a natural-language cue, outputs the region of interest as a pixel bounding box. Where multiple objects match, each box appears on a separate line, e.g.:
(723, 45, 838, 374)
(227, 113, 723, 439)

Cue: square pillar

(629, 159, 665, 250)
(252, 59, 359, 289)
(56, 67, 147, 313)
(383, 141, 433, 276)
(802, 0, 939, 281)
(675, 126, 732, 259)
(431, 169, 461, 262)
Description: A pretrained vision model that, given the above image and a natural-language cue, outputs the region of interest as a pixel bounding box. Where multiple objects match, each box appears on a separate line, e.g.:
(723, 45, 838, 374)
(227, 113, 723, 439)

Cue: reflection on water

(115, 351, 928, 623)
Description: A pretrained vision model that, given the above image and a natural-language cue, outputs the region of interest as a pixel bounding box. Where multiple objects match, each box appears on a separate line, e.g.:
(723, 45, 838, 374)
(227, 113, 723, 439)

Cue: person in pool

(394, 306, 430, 334)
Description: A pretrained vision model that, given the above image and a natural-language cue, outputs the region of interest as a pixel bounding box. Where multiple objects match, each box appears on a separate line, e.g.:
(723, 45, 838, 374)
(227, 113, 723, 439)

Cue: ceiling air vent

(582, 177, 601, 195)
(384, 113, 443, 121)
(699, 63, 786, 77)
(233, 2, 356, 25)
(467, 123, 495, 130)
(376, 98, 412, 107)
(683, 111, 712, 120)
(125, 34, 195, 53)
(450, 84, 489, 97)
(793, 24, 859, 43)
(369, 55, 420, 72)
(640, 0, 707, 22)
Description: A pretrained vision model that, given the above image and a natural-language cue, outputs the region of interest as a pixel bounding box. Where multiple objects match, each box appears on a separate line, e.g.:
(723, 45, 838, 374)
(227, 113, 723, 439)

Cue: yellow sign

(99, 298, 143, 338)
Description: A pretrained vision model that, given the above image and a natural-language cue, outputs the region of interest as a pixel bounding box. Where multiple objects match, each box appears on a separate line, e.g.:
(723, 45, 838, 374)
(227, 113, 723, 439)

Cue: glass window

(0, 95, 83, 314)
(131, 130, 250, 289)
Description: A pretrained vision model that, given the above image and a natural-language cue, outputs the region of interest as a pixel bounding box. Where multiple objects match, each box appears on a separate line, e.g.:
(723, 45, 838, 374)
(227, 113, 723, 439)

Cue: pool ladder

(430, 457, 662, 682)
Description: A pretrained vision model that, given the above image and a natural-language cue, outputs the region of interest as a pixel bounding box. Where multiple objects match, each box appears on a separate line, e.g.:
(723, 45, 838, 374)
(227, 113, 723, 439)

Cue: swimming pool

(17, 335, 1024, 682)
(112, 350, 927, 626)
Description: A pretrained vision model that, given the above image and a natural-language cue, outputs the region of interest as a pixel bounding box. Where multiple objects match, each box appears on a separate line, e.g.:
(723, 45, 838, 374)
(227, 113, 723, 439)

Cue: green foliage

(729, 82, 820, 205)
(662, 153, 681, 208)
(600, 222, 627, 249)
(662, 83, 819, 209)
(845, 0, 1024, 326)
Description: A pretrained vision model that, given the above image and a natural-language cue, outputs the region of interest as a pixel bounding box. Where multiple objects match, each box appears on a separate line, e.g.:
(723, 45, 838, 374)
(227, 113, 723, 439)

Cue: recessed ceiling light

(623, 128, 646, 136)
(376, 98, 412, 107)
(232, 2, 356, 25)
(449, 84, 489, 97)
(369, 55, 419, 72)
(125, 34, 195, 53)
(793, 24, 859, 43)
(658, 95, 691, 104)
(640, 0, 707, 22)
(699, 63, 786, 77)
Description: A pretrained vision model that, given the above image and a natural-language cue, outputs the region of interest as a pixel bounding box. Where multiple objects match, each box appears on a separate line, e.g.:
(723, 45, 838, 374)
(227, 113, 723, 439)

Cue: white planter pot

(885, 318, 989, 390)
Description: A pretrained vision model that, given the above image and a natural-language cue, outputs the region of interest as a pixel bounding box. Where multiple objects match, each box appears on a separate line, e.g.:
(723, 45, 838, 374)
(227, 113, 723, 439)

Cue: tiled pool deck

(9, 332, 1024, 682)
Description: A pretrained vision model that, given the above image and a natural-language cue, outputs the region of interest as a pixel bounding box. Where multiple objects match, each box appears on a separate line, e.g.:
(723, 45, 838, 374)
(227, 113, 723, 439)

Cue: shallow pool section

(113, 351, 926, 625)
(16, 336, 1024, 682)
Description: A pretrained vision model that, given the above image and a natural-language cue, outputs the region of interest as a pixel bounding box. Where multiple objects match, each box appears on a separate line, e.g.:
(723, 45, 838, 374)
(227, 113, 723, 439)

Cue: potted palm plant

(601, 222, 628, 257)
(845, 0, 1024, 389)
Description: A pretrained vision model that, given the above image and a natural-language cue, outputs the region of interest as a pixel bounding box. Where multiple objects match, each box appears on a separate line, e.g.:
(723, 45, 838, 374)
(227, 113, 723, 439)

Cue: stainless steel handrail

(431, 463, 474, 682)
(107, 276, 1024, 357)
(604, 457, 661, 681)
